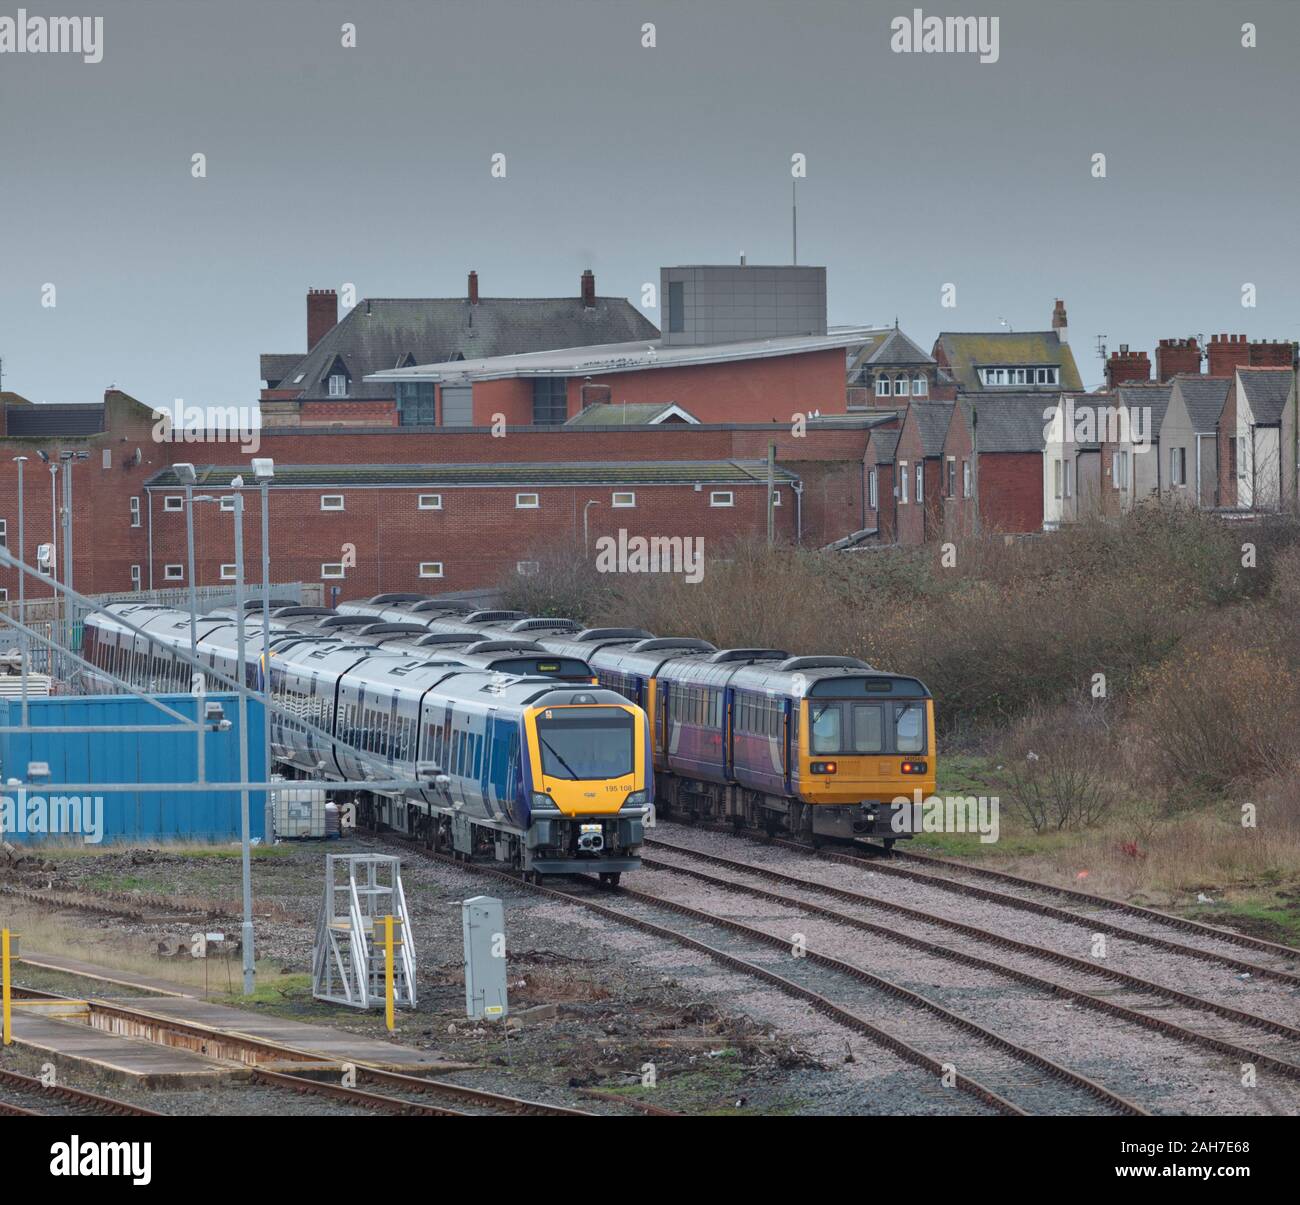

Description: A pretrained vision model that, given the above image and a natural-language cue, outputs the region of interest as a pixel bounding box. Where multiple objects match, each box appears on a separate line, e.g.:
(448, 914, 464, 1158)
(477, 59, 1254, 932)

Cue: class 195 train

(80, 602, 652, 884)
(337, 595, 937, 848)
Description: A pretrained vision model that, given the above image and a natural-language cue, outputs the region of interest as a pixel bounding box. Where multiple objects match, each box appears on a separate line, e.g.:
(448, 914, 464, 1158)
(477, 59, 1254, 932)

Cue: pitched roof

(847, 327, 934, 379)
(143, 460, 797, 490)
(908, 401, 954, 457)
(934, 331, 1084, 392)
(1172, 376, 1230, 432)
(4, 404, 106, 436)
(962, 392, 1052, 452)
(269, 296, 661, 401)
(1115, 384, 1174, 436)
(565, 402, 698, 427)
(869, 429, 900, 464)
(1237, 368, 1293, 424)
(260, 354, 302, 389)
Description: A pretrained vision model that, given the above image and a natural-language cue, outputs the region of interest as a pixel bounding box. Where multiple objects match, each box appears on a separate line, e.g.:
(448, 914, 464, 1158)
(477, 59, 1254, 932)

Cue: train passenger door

(723, 687, 736, 781)
(781, 698, 794, 794)
(656, 679, 669, 757)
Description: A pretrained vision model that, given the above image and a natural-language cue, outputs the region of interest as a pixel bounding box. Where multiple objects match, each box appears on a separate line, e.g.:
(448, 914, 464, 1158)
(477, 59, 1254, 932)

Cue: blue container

(0, 693, 266, 846)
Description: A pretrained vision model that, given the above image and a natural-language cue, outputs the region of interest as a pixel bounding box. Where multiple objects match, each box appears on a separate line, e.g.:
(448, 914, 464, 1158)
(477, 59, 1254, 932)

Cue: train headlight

(531, 793, 561, 813)
(622, 790, 647, 807)
(577, 823, 605, 853)
(809, 761, 837, 775)
(900, 761, 927, 775)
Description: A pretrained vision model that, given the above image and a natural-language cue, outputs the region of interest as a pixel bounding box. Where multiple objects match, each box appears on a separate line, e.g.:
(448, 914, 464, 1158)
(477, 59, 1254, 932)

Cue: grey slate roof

(260, 354, 302, 390)
(144, 460, 796, 490)
(1174, 377, 1230, 432)
(935, 330, 1084, 392)
(847, 327, 935, 379)
(4, 404, 106, 436)
(909, 401, 954, 457)
(565, 402, 697, 427)
(961, 392, 1052, 453)
(268, 297, 661, 401)
(869, 429, 900, 464)
(1237, 369, 1293, 424)
(1115, 384, 1173, 438)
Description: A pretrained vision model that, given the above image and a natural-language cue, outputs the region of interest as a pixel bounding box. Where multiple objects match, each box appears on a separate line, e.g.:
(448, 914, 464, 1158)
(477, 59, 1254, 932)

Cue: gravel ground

(651, 824, 1300, 1026)
(0, 833, 918, 1116)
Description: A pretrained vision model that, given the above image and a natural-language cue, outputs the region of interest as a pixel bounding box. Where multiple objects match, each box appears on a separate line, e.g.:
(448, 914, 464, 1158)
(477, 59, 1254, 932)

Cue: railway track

(640, 839, 1300, 1080)
(4, 985, 594, 1117)
(0, 1068, 161, 1118)
(393, 837, 1149, 1117)
(672, 823, 1300, 985)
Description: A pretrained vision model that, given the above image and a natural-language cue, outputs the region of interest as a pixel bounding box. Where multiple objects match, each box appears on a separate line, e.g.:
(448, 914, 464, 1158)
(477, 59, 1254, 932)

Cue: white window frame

(875, 377, 891, 397)
(418, 562, 444, 579)
(1054, 459, 1063, 500)
(963, 460, 972, 498)
(893, 376, 908, 396)
(515, 493, 540, 509)
(899, 461, 909, 503)
(0, 519, 6, 549)
(164, 564, 184, 581)
(709, 490, 734, 508)
(328, 373, 348, 397)
(611, 491, 636, 508)
(320, 494, 345, 511)
(163, 495, 184, 512)
(129, 566, 141, 589)
(517, 561, 539, 576)
(418, 494, 443, 510)
(1065, 459, 1073, 499)
(912, 376, 928, 397)
(220, 564, 237, 581)
(946, 456, 956, 497)
(915, 462, 923, 503)
(770, 490, 782, 507)
(320, 562, 346, 579)
(220, 496, 236, 512)
(129, 496, 141, 527)
(868, 469, 878, 510)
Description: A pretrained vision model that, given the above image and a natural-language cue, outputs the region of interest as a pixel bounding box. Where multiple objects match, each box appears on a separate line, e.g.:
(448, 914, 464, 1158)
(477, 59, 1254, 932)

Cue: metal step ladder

(312, 853, 417, 1010)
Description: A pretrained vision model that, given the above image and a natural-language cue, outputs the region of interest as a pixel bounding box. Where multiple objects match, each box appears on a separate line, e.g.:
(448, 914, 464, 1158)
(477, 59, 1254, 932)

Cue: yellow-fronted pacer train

(81, 595, 936, 881)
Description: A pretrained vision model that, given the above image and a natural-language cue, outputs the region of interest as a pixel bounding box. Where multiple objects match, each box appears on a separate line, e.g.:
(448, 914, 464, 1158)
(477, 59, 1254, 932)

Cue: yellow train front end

(522, 695, 652, 883)
(795, 687, 936, 847)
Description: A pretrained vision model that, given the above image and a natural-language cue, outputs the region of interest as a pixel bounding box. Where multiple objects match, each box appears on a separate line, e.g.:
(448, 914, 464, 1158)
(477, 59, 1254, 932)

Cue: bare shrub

(1139, 622, 1300, 796)
(998, 703, 1121, 832)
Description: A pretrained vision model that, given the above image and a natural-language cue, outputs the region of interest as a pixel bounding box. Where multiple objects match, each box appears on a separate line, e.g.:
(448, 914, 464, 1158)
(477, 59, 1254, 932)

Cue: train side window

(895, 702, 925, 754)
(852, 704, 884, 753)
(811, 703, 842, 753)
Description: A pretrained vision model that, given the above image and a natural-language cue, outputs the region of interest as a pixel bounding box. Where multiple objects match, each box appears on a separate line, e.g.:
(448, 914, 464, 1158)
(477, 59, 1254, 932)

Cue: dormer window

(328, 374, 348, 397)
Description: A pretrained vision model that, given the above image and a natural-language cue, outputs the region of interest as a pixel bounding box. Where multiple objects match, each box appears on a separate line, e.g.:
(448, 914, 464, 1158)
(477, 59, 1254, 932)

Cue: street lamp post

(12, 457, 26, 721)
(230, 475, 255, 996)
(173, 464, 199, 669)
(252, 458, 275, 847)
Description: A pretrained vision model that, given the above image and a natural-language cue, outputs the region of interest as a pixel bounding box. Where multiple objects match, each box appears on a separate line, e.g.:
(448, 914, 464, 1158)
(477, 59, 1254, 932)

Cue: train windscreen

(535, 707, 634, 780)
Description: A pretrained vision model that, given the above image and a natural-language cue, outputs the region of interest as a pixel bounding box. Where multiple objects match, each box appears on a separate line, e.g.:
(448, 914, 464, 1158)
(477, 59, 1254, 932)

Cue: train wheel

(882, 838, 896, 853)
(599, 872, 621, 888)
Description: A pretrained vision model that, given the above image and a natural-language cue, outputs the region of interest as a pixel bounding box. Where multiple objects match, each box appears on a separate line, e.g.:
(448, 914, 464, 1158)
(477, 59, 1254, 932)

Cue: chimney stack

(581, 269, 596, 309)
(1155, 337, 1201, 382)
(468, 270, 479, 306)
(1051, 298, 1068, 343)
(307, 288, 338, 351)
(1207, 333, 1250, 378)
(1105, 345, 1151, 389)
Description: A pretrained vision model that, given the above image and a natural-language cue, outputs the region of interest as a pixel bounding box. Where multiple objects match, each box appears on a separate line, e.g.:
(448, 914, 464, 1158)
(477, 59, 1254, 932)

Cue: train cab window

(851, 704, 884, 753)
(895, 702, 925, 753)
(811, 704, 841, 753)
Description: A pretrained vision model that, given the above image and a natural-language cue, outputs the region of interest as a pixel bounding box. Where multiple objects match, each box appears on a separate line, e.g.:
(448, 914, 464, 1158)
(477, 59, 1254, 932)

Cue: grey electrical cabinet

(462, 895, 507, 1020)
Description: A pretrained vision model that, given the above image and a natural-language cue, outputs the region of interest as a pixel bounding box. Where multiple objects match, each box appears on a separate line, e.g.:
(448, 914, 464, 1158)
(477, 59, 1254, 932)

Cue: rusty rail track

(678, 825, 1300, 985)
(250, 1068, 476, 1116)
(0, 1067, 162, 1118)
(641, 841, 1300, 1080)
(392, 836, 1148, 1117)
(356, 1066, 592, 1117)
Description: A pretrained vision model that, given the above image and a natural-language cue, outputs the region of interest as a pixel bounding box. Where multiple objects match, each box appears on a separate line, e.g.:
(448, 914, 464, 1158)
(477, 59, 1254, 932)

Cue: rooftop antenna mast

(1095, 334, 1108, 363)
(792, 179, 797, 265)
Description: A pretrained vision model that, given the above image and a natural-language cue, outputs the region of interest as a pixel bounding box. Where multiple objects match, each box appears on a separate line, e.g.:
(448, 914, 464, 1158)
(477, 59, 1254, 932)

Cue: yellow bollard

(2, 928, 12, 1047)
(383, 915, 395, 1033)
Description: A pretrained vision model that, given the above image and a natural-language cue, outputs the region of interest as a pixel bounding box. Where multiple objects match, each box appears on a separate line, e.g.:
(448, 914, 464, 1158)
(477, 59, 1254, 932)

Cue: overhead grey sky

(1, 0, 1296, 404)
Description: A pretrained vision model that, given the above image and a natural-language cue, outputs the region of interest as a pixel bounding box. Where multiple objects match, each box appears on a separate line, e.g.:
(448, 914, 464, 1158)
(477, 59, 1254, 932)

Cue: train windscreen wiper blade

(539, 736, 580, 780)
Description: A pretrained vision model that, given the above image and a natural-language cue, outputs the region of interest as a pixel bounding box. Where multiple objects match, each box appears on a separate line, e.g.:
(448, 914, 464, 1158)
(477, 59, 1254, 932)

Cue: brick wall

(977, 453, 1042, 534)
(1155, 338, 1201, 382)
(893, 412, 926, 547)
